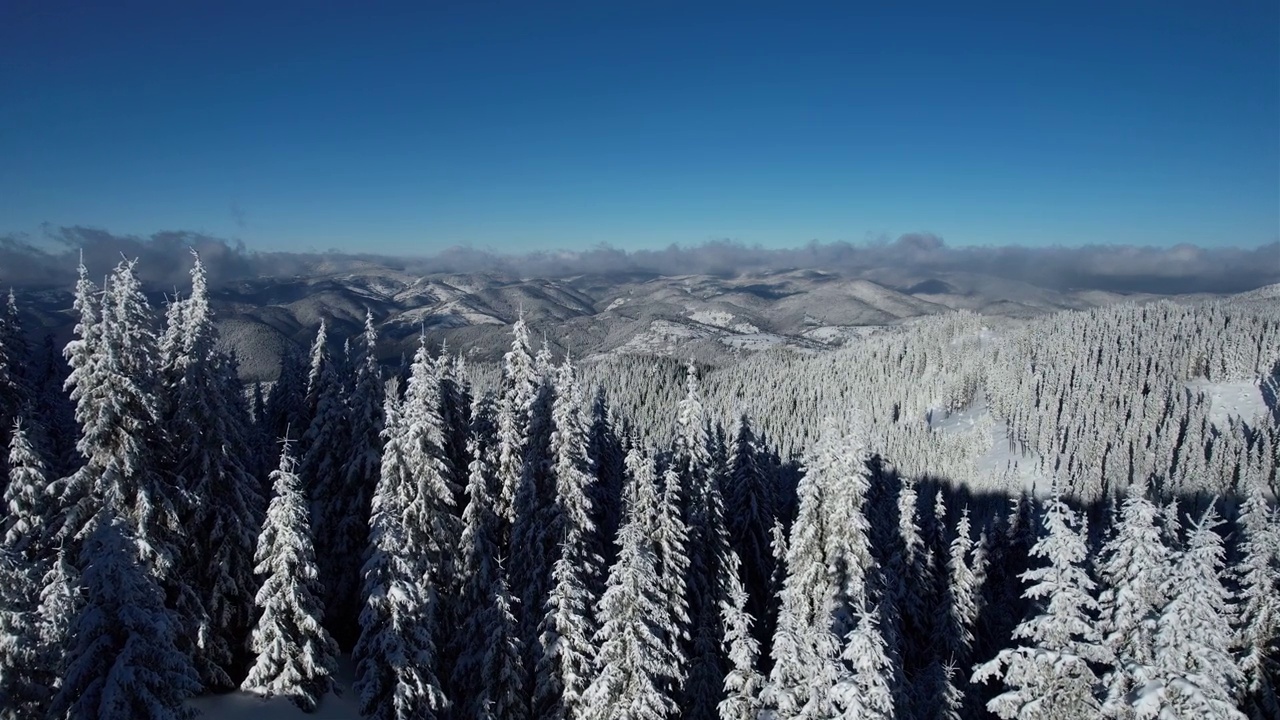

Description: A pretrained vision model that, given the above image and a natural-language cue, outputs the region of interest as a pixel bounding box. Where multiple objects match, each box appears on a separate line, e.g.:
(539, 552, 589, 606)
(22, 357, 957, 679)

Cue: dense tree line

(0, 255, 1276, 718)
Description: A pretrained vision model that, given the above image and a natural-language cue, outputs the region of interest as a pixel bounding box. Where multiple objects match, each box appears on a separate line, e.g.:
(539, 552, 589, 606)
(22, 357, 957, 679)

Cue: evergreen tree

(1235, 479, 1280, 719)
(581, 447, 678, 720)
(587, 387, 625, 586)
(718, 547, 764, 720)
(0, 289, 32, 480)
(973, 496, 1105, 720)
(401, 337, 462, 618)
(353, 382, 448, 720)
(454, 393, 504, 711)
(832, 604, 896, 720)
(300, 324, 355, 643)
(534, 359, 602, 720)
(326, 310, 384, 648)
(242, 441, 339, 712)
(1096, 481, 1170, 713)
(0, 548, 42, 720)
(655, 464, 691, 695)
(35, 547, 81, 693)
(1129, 506, 1244, 719)
(163, 252, 264, 688)
(762, 414, 875, 719)
(473, 573, 529, 720)
(4, 420, 53, 560)
(50, 511, 199, 720)
(725, 414, 777, 654)
(496, 317, 539, 528)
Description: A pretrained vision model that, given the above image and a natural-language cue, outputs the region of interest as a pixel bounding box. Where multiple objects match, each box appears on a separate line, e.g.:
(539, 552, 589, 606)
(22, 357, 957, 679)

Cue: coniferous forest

(1, 254, 1278, 720)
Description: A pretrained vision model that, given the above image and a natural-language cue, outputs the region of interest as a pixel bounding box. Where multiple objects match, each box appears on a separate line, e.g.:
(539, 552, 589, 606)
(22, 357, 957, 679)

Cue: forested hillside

(0, 255, 1276, 719)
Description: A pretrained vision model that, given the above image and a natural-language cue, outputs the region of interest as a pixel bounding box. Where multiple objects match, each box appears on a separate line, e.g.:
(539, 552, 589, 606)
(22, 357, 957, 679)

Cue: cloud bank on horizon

(1, 226, 1276, 296)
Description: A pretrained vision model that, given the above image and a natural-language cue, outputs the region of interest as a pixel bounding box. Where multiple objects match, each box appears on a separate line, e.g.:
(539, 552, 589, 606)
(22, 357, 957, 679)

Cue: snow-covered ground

(190, 657, 358, 719)
(929, 392, 1050, 496)
(1185, 379, 1268, 427)
(721, 332, 788, 350)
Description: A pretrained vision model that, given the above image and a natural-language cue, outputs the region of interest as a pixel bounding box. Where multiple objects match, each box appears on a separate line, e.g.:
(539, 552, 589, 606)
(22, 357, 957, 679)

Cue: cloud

(0, 226, 1276, 295)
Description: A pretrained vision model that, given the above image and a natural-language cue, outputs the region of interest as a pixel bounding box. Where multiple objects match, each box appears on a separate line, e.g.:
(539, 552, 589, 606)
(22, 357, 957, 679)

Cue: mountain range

(10, 266, 1267, 382)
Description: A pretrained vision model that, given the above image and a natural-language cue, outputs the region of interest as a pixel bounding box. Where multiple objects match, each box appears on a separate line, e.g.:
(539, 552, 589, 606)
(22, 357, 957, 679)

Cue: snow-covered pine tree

(300, 323, 355, 643)
(831, 603, 895, 720)
(162, 252, 264, 688)
(763, 414, 874, 719)
(56, 260, 192, 622)
(0, 547, 42, 720)
(242, 440, 339, 712)
(1126, 505, 1245, 719)
(496, 316, 539, 529)
(353, 380, 448, 720)
(303, 319, 329, 423)
(50, 510, 199, 720)
(325, 310, 384, 649)
(476, 573, 530, 720)
(1234, 478, 1280, 719)
(4, 419, 53, 561)
(581, 447, 678, 720)
(454, 392, 504, 711)
(1096, 480, 1170, 714)
(587, 387, 625, 587)
(676, 362, 737, 720)
(932, 506, 978, 717)
(400, 337, 462, 621)
(436, 344, 474, 508)
(655, 463, 691, 695)
(35, 547, 80, 693)
(0, 289, 33, 480)
(725, 414, 778, 654)
(718, 547, 764, 720)
(511, 337, 558, 682)
(972, 495, 1105, 720)
(533, 358, 602, 720)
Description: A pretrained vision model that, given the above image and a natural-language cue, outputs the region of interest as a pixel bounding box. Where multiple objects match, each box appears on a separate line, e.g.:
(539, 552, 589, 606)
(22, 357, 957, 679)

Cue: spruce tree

(1129, 506, 1245, 719)
(725, 414, 777, 654)
(354, 382, 448, 720)
(496, 316, 539, 528)
(1235, 479, 1280, 719)
(4, 420, 53, 560)
(242, 441, 339, 712)
(832, 604, 896, 720)
(1096, 481, 1170, 713)
(454, 393, 505, 712)
(762, 414, 874, 719)
(50, 510, 199, 720)
(581, 447, 678, 720)
(718, 547, 764, 720)
(300, 326, 355, 643)
(972, 496, 1105, 720)
(163, 252, 264, 688)
(534, 359, 602, 720)
(326, 310, 384, 648)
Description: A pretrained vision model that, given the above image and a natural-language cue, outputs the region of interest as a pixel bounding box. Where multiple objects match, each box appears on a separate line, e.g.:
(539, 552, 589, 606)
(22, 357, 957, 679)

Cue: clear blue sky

(2, 1, 1276, 254)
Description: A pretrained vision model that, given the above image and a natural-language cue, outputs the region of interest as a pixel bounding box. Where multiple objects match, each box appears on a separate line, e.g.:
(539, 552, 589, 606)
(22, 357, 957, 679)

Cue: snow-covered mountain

(11, 268, 1273, 381)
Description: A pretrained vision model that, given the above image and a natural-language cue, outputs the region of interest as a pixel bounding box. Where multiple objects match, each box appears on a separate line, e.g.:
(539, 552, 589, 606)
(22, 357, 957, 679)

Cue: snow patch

(191, 656, 358, 719)
(689, 309, 736, 329)
(721, 333, 787, 350)
(1185, 379, 1267, 427)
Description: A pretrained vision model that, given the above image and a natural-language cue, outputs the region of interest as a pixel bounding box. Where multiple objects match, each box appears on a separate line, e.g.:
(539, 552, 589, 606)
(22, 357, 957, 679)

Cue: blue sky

(1, 1, 1276, 254)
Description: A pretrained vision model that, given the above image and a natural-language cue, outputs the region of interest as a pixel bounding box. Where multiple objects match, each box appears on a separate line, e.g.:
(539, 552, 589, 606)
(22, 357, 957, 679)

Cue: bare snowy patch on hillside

(1186, 379, 1268, 427)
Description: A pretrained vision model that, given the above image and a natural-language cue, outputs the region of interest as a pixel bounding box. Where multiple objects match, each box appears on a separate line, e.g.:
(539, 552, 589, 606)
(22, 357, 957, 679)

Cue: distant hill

(11, 268, 1273, 382)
